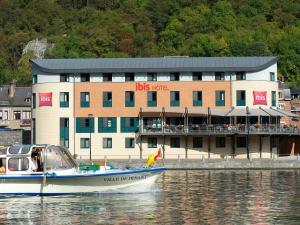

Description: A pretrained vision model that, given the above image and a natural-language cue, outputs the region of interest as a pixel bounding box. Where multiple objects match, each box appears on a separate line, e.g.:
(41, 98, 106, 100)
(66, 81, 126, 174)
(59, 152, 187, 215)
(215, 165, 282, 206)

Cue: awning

(188, 109, 208, 116)
(249, 108, 269, 116)
(272, 108, 300, 118)
(211, 109, 230, 116)
(226, 108, 247, 117)
(259, 108, 285, 117)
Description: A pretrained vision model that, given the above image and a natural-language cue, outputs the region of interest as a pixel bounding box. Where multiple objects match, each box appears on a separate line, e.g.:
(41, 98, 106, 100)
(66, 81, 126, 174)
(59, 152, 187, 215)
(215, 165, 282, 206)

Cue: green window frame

(215, 72, 225, 80)
(272, 91, 276, 107)
(125, 138, 135, 148)
(103, 92, 112, 107)
(236, 72, 246, 80)
(80, 73, 90, 82)
(193, 91, 202, 106)
(60, 118, 69, 148)
(170, 91, 180, 107)
(125, 91, 135, 107)
(103, 138, 112, 148)
(103, 73, 112, 82)
(193, 137, 203, 148)
(170, 137, 180, 148)
(170, 72, 180, 81)
(98, 117, 117, 133)
(125, 73, 135, 82)
(147, 72, 157, 81)
(80, 92, 90, 108)
(80, 138, 90, 148)
(270, 72, 275, 81)
(216, 137, 226, 148)
(76, 117, 94, 133)
(215, 91, 225, 106)
(147, 91, 157, 107)
(32, 93, 36, 108)
(60, 92, 69, 108)
(148, 137, 157, 148)
(236, 90, 246, 106)
(121, 117, 139, 133)
(192, 72, 202, 81)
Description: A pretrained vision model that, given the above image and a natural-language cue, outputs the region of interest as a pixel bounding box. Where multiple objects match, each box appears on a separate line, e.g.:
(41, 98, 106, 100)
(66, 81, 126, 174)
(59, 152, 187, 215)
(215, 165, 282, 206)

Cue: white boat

(0, 145, 165, 196)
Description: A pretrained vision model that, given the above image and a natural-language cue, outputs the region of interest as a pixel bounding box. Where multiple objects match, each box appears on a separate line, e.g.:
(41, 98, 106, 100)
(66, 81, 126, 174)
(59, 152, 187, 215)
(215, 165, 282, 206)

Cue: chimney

(8, 79, 16, 98)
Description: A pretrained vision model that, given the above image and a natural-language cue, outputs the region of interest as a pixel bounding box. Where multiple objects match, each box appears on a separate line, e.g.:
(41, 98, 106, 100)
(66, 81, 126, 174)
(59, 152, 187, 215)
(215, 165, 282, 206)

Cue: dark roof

(0, 86, 32, 107)
(30, 56, 278, 73)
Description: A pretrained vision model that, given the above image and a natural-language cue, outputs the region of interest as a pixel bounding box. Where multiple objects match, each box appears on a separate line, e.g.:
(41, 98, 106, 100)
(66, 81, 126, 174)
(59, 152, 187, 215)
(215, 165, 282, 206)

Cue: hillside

(0, 0, 299, 87)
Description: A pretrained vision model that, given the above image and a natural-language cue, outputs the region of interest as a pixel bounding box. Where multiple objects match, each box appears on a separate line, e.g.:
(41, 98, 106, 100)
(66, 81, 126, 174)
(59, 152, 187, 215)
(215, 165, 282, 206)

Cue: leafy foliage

(0, 0, 300, 87)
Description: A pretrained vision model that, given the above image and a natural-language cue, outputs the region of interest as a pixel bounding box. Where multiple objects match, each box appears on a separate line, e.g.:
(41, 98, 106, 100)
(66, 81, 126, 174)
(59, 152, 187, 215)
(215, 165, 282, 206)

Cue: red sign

(39, 92, 52, 106)
(135, 82, 169, 91)
(253, 91, 267, 105)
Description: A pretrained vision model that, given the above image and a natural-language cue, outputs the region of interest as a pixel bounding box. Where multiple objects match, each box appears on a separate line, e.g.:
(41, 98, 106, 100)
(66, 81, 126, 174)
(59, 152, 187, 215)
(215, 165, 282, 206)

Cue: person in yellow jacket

(145, 148, 161, 168)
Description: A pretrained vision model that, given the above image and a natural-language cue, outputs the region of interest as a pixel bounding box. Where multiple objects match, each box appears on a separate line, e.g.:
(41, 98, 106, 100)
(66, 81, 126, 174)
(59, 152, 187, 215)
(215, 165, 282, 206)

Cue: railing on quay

(140, 124, 300, 135)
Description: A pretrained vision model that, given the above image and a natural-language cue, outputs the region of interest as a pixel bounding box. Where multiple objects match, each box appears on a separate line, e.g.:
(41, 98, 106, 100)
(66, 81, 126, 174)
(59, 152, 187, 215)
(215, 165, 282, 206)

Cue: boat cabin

(0, 145, 77, 175)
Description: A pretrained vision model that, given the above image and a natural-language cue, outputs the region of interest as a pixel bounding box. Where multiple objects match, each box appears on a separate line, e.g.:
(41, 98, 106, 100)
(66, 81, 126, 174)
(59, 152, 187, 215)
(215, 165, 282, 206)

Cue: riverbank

(86, 157, 300, 170)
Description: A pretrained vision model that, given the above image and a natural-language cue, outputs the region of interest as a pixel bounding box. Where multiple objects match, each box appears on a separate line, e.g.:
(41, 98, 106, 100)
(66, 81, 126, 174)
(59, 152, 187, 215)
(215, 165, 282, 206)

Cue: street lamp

(88, 113, 93, 161)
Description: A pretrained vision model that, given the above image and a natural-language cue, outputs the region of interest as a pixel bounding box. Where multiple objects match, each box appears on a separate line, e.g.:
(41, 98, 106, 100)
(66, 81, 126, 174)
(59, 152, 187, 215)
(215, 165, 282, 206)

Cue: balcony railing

(140, 124, 300, 135)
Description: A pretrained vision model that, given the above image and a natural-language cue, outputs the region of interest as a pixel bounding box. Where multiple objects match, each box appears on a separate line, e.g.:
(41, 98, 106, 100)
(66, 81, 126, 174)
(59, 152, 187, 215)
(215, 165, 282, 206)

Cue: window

(147, 72, 157, 81)
(170, 72, 180, 81)
(125, 91, 135, 107)
(76, 117, 94, 133)
(80, 138, 90, 148)
(60, 92, 69, 108)
(270, 72, 275, 81)
(236, 137, 246, 148)
(121, 117, 139, 132)
(216, 137, 225, 148)
(60, 118, 69, 148)
(215, 72, 225, 80)
(80, 92, 90, 107)
(236, 90, 246, 106)
(147, 91, 157, 107)
(80, 73, 90, 82)
(103, 92, 112, 107)
(170, 91, 180, 107)
(170, 137, 180, 148)
(0, 111, 2, 120)
(32, 119, 36, 144)
(272, 91, 276, 107)
(125, 73, 135, 82)
(13, 111, 21, 120)
(3, 111, 8, 120)
(98, 117, 117, 133)
(103, 138, 112, 148)
(103, 73, 112, 82)
(33, 74, 37, 84)
(215, 91, 225, 106)
(60, 74, 69, 82)
(125, 138, 135, 148)
(271, 136, 277, 148)
(192, 72, 202, 81)
(148, 137, 157, 148)
(193, 91, 202, 106)
(236, 72, 246, 80)
(193, 137, 203, 148)
(32, 93, 36, 108)
(8, 158, 29, 171)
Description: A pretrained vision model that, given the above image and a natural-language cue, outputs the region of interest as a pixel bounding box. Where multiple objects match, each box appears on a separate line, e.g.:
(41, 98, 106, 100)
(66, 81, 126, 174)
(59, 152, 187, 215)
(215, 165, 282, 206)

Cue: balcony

(139, 124, 300, 136)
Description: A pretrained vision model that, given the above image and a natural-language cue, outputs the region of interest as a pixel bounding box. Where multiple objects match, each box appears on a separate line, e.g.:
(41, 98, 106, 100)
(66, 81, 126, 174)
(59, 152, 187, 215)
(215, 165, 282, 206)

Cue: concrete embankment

(90, 157, 300, 170)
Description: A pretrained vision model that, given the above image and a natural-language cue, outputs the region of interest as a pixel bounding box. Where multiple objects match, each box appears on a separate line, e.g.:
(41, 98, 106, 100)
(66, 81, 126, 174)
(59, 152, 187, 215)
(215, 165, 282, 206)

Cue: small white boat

(0, 145, 165, 196)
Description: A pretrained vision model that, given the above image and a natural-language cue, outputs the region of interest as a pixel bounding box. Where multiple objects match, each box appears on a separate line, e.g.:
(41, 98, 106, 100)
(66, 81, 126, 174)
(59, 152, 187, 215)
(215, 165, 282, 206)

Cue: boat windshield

(45, 146, 77, 171)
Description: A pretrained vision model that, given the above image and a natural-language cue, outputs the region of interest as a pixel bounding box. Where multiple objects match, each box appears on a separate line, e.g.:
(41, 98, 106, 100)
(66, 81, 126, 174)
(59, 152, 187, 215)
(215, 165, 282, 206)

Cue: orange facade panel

(74, 81, 231, 117)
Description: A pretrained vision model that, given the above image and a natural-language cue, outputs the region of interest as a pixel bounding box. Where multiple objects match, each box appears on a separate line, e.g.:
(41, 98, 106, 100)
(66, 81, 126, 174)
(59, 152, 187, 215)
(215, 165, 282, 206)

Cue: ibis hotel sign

(39, 92, 52, 106)
(136, 83, 169, 91)
(253, 91, 267, 105)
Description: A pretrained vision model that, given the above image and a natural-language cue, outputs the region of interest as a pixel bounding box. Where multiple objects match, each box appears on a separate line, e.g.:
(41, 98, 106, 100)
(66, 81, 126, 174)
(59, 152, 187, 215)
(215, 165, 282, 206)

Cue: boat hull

(0, 168, 165, 196)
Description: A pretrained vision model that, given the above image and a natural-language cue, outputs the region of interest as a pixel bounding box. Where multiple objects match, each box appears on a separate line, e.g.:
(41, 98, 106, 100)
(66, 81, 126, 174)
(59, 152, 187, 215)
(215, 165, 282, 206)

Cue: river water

(0, 170, 300, 224)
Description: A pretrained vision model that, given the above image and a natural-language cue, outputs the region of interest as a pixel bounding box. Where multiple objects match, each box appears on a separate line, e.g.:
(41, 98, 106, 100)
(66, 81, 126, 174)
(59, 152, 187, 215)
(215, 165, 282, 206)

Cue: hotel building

(30, 57, 300, 159)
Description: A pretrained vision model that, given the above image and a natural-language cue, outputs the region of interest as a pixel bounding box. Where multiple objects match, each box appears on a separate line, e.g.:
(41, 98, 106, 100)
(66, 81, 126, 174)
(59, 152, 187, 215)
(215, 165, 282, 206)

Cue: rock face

(22, 38, 53, 59)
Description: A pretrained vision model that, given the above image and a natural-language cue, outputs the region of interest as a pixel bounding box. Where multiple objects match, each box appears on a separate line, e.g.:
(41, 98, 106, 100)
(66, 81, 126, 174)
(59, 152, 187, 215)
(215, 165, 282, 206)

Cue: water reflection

(0, 170, 300, 224)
